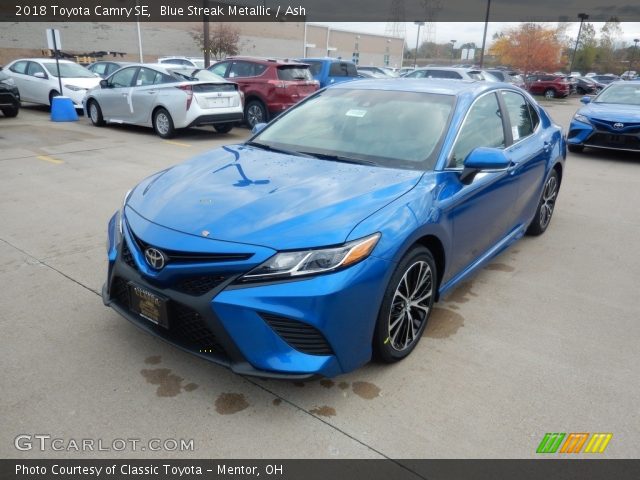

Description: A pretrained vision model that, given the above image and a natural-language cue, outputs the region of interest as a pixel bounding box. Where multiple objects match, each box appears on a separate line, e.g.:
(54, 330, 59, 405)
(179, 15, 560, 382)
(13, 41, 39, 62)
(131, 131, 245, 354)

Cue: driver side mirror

(33, 71, 47, 79)
(251, 122, 267, 135)
(99, 79, 109, 88)
(580, 96, 591, 104)
(460, 147, 510, 183)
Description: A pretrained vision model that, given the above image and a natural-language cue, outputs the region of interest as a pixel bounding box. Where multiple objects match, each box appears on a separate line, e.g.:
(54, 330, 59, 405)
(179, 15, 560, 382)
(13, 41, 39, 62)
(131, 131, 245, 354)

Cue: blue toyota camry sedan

(568, 80, 640, 153)
(103, 79, 566, 378)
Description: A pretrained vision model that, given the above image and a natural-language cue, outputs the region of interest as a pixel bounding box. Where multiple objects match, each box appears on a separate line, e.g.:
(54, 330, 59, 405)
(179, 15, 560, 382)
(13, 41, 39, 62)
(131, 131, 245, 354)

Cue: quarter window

(450, 93, 505, 168)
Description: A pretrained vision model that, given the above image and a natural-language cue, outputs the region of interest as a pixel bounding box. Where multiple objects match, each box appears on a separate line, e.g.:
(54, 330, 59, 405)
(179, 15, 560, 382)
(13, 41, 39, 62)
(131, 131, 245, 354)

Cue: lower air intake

(260, 312, 333, 356)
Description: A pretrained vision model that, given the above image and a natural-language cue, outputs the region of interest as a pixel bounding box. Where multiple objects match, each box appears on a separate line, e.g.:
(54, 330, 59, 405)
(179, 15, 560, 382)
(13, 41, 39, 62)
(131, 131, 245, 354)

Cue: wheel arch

(413, 234, 446, 301)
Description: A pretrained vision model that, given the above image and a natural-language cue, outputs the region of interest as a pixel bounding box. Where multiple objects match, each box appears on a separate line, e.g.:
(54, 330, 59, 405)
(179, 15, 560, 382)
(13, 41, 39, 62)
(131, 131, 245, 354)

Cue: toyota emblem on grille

(144, 247, 166, 269)
(613, 122, 624, 130)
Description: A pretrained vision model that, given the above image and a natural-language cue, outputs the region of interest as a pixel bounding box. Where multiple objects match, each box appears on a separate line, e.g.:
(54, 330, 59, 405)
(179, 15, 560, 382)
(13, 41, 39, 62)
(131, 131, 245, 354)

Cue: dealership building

(0, 22, 404, 68)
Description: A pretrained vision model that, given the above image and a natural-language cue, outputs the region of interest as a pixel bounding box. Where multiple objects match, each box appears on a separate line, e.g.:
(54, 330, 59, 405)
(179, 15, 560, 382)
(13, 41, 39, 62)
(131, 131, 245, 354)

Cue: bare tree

(191, 23, 241, 61)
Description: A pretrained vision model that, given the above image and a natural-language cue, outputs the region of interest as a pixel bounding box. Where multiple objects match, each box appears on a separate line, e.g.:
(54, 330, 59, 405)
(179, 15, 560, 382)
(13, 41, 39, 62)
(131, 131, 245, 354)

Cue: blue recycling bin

(50, 96, 78, 122)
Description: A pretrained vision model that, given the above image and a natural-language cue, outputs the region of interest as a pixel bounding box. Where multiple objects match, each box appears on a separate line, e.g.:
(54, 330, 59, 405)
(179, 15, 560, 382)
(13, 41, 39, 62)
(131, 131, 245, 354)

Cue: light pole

(479, 0, 491, 68)
(631, 39, 639, 74)
(569, 13, 589, 74)
(414, 22, 425, 69)
(450, 40, 457, 64)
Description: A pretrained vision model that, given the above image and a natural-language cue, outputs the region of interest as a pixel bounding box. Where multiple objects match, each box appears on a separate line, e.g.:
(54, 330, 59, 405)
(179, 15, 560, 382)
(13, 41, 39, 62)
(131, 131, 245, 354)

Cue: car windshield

(42, 62, 96, 78)
(594, 84, 640, 105)
(252, 88, 455, 170)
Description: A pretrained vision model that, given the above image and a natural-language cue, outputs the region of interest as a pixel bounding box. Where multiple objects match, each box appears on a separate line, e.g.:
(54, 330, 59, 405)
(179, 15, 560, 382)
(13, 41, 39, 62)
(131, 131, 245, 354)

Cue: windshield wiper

(245, 141, 312, 158)
(298, 151, 377, 166)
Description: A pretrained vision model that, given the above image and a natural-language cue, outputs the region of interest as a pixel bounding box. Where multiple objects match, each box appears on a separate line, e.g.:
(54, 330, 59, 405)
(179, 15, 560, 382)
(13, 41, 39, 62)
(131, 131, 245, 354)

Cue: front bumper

(568, 119, 640, 151)
(103, 209, 391, 378)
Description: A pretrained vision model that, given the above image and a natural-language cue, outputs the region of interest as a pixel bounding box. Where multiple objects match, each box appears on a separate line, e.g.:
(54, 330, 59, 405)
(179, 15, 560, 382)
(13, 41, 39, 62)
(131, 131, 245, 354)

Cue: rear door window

(501, 91, 538, 141)
(329, 62, 357, 77)
(228, 61, 266, 78)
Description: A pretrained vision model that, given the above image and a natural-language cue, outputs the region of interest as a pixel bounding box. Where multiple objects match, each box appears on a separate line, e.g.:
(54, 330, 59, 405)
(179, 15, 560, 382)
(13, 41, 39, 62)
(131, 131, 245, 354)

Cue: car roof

(221, 56, 307, 66)
(12, 58, 78, 63)
(331, 78, 506, 96)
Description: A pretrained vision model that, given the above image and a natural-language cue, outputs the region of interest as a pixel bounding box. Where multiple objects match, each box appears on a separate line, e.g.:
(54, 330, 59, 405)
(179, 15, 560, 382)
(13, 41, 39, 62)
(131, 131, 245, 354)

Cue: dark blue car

(298, 58, 359, 88)
(568, 80, 640, 153)
(103, 79, 566, 378)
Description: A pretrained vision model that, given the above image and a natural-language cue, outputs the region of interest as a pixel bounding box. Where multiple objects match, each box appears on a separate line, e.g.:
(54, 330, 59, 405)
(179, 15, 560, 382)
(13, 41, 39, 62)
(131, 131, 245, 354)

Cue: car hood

(127, 145, 423, 250)
(581, 103, 640, 122)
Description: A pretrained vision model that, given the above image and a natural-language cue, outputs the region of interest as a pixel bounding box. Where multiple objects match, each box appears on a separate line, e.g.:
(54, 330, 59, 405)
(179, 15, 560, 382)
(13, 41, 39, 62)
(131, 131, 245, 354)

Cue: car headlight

(574, 114, 591, 124)
(0, 77, 15, 85)
(64, 84, 86, 92)
(240, 233, 381, 282)
(120, 189, 133, 234)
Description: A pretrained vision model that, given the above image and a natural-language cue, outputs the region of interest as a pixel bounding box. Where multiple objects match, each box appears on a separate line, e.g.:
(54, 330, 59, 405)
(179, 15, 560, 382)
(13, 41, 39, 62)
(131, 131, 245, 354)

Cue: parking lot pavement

(1, 99, 638, 459)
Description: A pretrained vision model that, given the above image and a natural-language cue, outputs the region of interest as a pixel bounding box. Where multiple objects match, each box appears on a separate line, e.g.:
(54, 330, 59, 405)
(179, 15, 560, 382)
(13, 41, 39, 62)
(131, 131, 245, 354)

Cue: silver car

(84, 64, 244, 137)
(404, 67, 500, 82)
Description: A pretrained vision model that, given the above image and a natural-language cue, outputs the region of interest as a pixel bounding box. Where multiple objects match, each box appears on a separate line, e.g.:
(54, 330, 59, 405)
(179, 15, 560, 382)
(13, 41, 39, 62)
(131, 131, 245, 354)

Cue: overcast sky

(318, 22, 640, 48)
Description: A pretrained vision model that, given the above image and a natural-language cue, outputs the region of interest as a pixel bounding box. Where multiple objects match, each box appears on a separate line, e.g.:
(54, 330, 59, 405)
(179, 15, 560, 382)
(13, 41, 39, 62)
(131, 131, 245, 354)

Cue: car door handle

(121, 93, 128, 97)
(147, 90, 156, 94)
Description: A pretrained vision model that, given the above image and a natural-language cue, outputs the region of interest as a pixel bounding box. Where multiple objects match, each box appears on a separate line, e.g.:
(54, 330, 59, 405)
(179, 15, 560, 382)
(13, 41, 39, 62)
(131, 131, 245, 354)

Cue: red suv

(524, 74, 571, 99)
(209, 57, 319, 127)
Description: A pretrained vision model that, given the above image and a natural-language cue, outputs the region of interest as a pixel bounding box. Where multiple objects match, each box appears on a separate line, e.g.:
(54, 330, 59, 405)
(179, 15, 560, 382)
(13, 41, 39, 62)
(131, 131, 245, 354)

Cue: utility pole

(479, 0, 491, 68)
(414, 21, 425, 69)
(569, 13, 589, 74)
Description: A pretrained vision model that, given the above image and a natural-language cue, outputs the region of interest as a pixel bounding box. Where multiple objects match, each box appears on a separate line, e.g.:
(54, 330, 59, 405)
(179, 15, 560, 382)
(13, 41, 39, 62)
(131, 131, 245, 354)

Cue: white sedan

(84, 64, 244, 138)
(3, 58, 100, 109)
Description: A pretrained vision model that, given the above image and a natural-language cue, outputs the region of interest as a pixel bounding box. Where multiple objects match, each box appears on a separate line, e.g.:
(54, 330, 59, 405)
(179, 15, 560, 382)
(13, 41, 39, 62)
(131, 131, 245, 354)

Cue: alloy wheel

(539, 175, 558, 229)
(155, 112, 170, 136)
(247, 105, 264, 127)
(90, 103, 98, 123)
(388, 260, 433, 351)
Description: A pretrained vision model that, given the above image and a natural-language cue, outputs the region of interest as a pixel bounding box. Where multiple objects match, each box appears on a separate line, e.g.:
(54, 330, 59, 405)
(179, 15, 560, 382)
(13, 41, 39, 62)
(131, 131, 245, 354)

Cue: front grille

(130, 232, 253, 264)
(175, 275, 228, 296)
(591, 119, 640, 134)
(111, 276, 130, 308)
(120, 240, 138, 270)
(171, 303, 225, 353)
(587, 133, 640, 150)
(109, 276, 225, 355)
(260, 312, 333, 356)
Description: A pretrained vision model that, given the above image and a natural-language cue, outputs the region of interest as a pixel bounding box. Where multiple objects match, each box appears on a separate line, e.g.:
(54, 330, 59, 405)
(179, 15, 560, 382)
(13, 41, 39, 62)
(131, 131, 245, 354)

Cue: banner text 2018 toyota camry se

(103, 79, 566, 379)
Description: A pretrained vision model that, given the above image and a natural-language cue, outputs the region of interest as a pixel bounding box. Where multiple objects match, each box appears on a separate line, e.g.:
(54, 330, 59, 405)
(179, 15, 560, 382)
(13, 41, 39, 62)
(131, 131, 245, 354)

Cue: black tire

(373, 246, 437, 363)
(526, 169, 560, 236)
(152, 108, 175, 139)
(568, 144, 584, 153)
(49, 90, 60, 107)
(87, 99, 105, 126)
(244, 99, 268, 128)
(214, 123, 233, 134)
(543, 88, 555, 99)
(1, 106, 19, 118)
